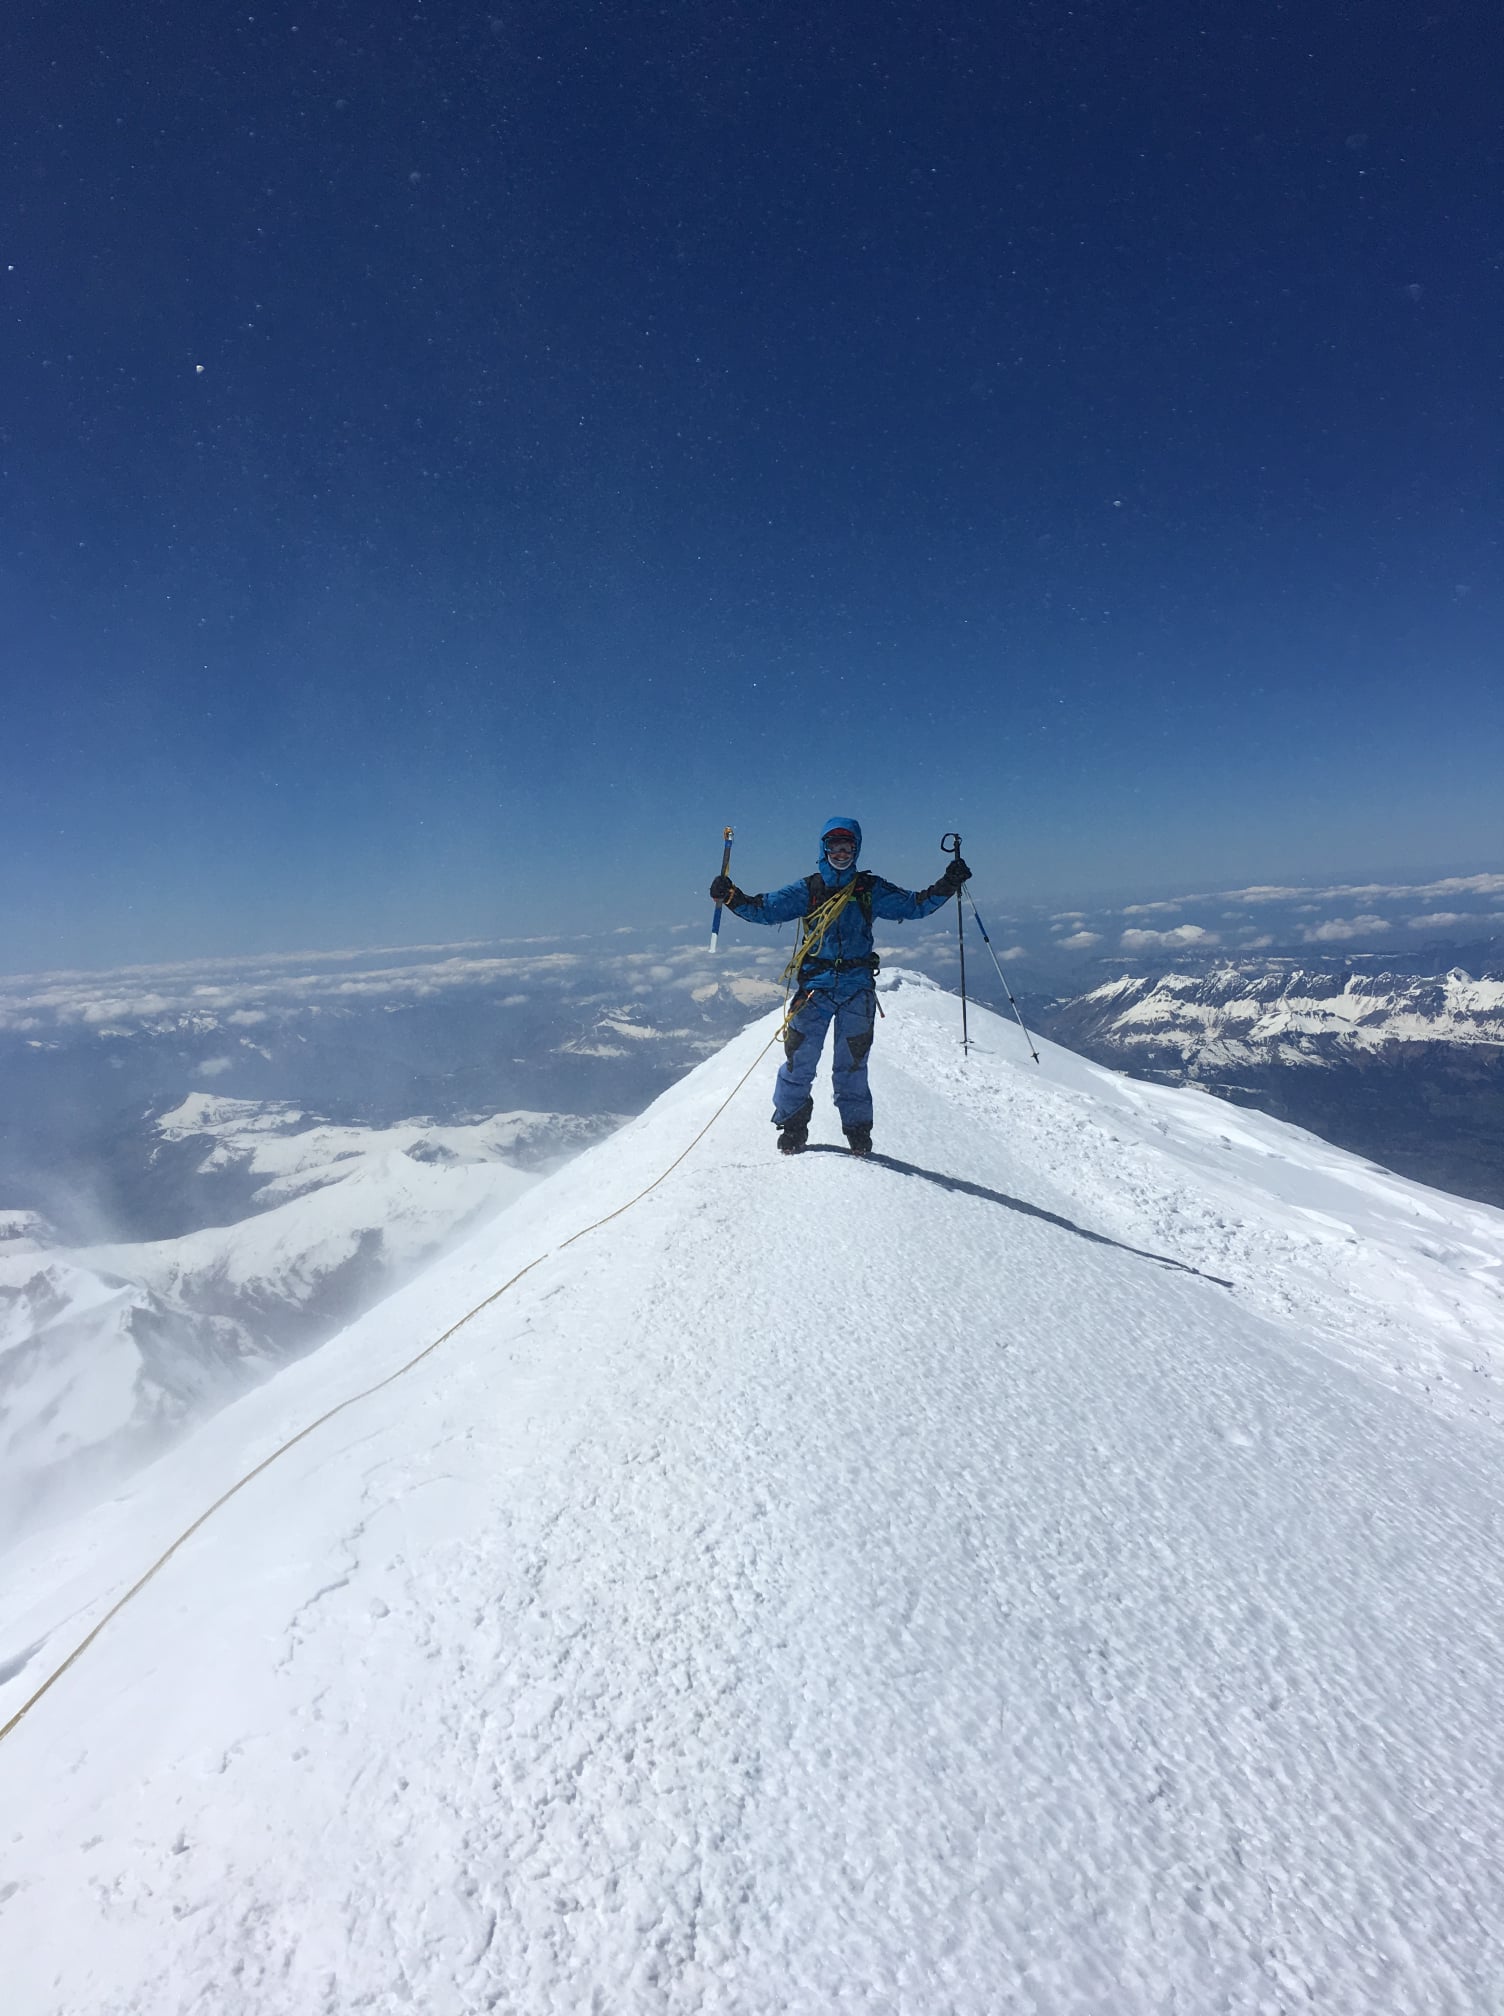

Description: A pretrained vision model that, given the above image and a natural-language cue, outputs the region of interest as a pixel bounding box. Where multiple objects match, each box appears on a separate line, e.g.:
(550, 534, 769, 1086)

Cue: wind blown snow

(2, 972, 1502, 2013)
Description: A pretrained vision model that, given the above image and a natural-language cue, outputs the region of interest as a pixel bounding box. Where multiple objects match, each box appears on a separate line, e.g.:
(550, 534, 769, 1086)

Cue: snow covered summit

(2, 972, 1503, 2013)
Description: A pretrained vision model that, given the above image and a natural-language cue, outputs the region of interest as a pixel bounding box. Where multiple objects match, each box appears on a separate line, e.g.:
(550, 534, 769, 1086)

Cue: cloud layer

(1120, 925, 1221, 952)
(3, 864, 1497, 1038)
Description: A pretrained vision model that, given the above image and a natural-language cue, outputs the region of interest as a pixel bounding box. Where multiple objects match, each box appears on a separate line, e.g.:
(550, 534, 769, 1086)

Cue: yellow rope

(0, 1029, 781, 1749)
(777, 881, 861, 1035)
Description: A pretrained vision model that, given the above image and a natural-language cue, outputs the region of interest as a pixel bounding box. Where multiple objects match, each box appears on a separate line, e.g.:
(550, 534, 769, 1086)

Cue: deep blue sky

(3, 0, 1500, 971)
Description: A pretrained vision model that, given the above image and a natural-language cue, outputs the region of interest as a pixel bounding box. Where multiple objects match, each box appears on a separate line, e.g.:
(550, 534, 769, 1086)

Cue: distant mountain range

(1043, 959, 1504, 1209)
(0, 966, 781, 1538)
(0, 977, 773, 1243)
(0, 1096, 615, 1537)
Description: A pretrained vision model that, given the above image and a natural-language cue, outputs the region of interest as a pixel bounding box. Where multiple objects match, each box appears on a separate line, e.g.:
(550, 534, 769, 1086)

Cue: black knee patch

(784, 1028, 806, 1061)
(847, 1030, 874, 1065)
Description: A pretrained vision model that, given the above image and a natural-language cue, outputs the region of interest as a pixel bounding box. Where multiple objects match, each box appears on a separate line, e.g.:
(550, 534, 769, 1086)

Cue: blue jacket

(728, 816, 955, 989)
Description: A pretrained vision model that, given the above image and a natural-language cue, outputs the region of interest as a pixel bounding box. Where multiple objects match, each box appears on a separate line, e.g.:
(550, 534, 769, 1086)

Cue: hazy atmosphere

(4, 0, 1500, 971)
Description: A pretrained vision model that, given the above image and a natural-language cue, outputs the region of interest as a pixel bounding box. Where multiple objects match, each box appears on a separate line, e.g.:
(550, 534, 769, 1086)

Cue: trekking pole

(965, 889, 1041, 1063)
(709, 825, 734, 952)
(941, 832, 971, 1053)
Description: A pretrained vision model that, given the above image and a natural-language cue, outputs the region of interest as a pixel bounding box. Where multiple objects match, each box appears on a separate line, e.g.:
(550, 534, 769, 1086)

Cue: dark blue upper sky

(3, 0, 1499, 970)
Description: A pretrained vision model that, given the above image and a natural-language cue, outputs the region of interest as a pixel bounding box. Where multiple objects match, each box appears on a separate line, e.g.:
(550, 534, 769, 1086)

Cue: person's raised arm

(866, 854, 971, 922)
(707, 874, 815, 927)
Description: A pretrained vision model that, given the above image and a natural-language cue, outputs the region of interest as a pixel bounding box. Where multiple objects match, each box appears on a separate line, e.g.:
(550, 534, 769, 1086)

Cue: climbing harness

(777, 878, 880, 1033)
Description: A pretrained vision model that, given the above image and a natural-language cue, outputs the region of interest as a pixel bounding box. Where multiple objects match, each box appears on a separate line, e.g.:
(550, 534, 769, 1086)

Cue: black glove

(710, 874, 738, 903)
(941, 855, 972, 890)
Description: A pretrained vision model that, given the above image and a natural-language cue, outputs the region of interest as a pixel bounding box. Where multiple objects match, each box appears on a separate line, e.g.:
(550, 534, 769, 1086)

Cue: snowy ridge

(0, 1137, 547, 1537)
(2, 973, 1503, 2012)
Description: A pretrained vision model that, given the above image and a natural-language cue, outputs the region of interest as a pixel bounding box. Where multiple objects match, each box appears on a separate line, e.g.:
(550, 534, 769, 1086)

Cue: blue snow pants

(773, 984, 878, 1129)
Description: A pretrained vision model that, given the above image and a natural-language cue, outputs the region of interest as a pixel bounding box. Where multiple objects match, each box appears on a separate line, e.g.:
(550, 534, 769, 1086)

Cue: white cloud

(1221, 885, 1308, 905)
(194, 1056, 235, 1078)
(1407, 912, 1468, 930)
(80, 994, 177, 1023)
(1300, 915, 1391, 942)
(1059, 930, 1102, 950)
(1225, 872, 1503, 907)
(998, 944, 1028, 962)
(727, 976, 783, 1006)
(4, 948, 589, 1031)
(1408, 873, 1504, 900)
(1119, 925, 1221, 952)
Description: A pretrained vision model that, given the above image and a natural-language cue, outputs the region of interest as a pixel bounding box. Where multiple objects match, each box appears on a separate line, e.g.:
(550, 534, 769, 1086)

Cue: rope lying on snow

(0, 1032, 781, 1749)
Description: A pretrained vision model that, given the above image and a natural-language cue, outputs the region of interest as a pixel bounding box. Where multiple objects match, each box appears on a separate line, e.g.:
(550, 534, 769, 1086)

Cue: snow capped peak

(155, 1091, 302, 1136)
(0, 1209, 58, 1254)
(1059, 959, 1504, 1065)
(3, 985, 1503, 2010)
(871, 963, 949, 998)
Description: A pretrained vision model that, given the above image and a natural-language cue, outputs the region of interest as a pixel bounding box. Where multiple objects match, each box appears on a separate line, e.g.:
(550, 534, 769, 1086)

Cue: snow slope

(2, 973, 1503, 2014)
(0, 1149, 541, 1537)
(1, 1097, 609, 1532)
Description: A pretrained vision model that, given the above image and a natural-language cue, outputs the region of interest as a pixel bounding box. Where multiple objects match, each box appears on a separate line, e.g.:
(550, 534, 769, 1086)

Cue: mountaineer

(709, 816, 969, 1154)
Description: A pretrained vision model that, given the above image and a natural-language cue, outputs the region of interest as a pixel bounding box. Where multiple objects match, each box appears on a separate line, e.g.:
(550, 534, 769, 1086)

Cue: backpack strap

(803, 870, 873, 919)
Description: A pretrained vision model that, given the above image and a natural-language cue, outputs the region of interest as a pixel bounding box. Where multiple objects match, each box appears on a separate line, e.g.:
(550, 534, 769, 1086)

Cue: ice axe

(709, 825, 734, 952)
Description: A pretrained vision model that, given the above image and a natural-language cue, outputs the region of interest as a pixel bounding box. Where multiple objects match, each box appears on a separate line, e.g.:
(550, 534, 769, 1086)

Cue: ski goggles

(824, 832, 856, 857)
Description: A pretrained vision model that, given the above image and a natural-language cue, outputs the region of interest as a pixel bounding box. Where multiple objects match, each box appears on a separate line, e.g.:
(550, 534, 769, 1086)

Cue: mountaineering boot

(776, 1098, 813, 1155)
(844, 1123, 873, 1157)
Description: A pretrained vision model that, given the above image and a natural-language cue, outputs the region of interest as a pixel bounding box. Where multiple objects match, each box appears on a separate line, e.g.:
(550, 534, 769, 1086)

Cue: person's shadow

(804, 1145, 1233, 1288)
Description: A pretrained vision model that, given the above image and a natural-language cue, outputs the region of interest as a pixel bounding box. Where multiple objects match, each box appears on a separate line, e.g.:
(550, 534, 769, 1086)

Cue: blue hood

(816, 815, 863, 888)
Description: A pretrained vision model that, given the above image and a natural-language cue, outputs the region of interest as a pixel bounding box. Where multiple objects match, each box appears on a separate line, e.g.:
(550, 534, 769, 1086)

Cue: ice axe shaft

(710, 826, 734, 952)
